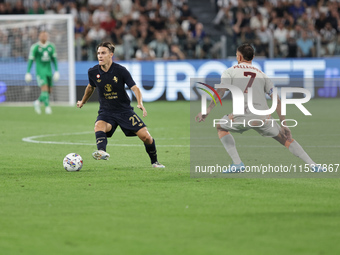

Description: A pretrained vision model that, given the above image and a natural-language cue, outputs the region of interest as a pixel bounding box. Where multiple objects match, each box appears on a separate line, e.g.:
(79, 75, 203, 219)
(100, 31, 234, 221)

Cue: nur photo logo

(196, 82, 223, 115)
(197, 82, 312, 127)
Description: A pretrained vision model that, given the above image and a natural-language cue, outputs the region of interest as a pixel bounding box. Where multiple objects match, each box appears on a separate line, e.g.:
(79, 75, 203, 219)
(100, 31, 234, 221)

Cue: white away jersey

(221, 63, 274, 118)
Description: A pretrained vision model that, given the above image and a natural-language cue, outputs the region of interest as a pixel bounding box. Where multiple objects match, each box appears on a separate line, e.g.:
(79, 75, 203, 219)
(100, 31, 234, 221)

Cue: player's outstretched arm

(131, 85, 147, 117)
(77, 84, 95, 108)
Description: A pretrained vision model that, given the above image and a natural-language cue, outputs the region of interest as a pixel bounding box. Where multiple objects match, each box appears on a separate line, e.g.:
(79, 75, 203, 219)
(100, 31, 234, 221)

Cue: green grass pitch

(0, 99, 340, 255)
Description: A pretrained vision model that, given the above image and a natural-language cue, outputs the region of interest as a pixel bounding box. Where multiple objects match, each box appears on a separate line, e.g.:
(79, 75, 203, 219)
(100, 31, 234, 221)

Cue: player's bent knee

(216, 124, 230, 137)
(143, 135, 153, 144)
(216, 124, 225, 133)
(94, 121, 110, 133)
(137, 128, 153, 144)
(140, 133, 152, 144)
(216, 124, 228, 132)
(273, 134, 287, 146)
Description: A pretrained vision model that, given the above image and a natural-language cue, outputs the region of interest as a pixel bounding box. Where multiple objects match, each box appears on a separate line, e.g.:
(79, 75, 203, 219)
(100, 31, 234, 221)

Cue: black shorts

(96, 110, 147, 137)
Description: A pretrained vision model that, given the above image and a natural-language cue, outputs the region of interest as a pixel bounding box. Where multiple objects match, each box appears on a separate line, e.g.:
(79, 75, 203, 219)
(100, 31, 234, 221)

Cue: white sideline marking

(22, 132, 189, 147)
(22, 132, 340, 148)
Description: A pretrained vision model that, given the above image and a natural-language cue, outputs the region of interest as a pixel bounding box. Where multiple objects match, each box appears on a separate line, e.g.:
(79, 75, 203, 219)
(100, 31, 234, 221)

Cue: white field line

(22, 132, 188, 147)
(22, 132, 340, 148)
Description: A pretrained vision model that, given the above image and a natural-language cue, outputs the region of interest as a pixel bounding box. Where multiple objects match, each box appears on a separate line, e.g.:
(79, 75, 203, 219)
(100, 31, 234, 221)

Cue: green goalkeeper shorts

(37, 74, 53, 87)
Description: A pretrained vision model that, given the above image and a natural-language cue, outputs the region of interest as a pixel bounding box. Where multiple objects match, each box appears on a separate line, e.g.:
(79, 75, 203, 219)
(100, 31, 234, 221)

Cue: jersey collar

(98, 62, 114, 74)
(38, 41, 49, 47)
(238, 61, 252, 65)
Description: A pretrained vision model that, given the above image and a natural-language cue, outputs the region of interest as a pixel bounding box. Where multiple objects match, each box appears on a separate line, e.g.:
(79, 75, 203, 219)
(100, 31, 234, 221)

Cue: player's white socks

(220, 133, 242, 164)
(288, 140, 316, 166)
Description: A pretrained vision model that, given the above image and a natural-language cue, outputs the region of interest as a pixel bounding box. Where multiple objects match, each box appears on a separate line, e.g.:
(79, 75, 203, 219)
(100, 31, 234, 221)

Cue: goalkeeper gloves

(25, 73, 32, 83)
(53, 71, 60, 82)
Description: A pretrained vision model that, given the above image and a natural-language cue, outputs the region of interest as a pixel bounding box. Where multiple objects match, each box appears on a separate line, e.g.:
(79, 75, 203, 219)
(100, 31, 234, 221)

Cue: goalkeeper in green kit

(25, 31, 59, 114)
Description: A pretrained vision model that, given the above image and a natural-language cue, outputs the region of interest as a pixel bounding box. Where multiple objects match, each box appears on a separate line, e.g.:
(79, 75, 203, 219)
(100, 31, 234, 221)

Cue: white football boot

(152, 161, 165, 168)
(92, 150, 110, 160)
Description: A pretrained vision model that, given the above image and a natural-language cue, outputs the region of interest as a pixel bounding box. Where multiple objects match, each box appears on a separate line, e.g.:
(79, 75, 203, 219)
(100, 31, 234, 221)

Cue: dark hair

(96, 42, 115, 54)
(237, 43, 254, 61)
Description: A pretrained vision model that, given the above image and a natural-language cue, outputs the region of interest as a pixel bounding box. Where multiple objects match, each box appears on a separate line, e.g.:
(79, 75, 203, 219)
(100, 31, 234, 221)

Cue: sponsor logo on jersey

(105, 84, 112, 92)
(41, 51, 50, 61)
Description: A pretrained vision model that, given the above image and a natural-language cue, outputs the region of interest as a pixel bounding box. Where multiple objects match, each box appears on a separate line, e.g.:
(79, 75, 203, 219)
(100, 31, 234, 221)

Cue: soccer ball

(63, 153, 83, 172)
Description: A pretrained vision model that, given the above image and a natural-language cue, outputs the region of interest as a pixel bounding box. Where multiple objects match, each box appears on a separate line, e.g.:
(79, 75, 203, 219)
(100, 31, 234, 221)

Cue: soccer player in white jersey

(196, 43, 324, 173)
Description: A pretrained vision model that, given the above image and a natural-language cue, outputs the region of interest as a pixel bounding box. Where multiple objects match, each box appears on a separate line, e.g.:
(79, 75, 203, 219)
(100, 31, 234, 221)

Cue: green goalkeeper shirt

(27, 41, 58, 76)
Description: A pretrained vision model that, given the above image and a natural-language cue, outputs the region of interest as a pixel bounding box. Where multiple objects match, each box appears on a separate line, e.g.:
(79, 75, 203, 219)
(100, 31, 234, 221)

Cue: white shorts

(219, 114, 281, 137)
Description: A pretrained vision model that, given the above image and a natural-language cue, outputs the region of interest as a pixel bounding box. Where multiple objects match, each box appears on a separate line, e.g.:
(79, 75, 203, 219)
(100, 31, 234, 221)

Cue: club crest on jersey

(113, 76, 118, 83)
(105, 84, 112, 92)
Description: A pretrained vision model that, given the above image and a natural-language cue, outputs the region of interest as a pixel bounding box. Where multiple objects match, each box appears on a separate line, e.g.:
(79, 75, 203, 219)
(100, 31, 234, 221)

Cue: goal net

(0, 15, 75, 105)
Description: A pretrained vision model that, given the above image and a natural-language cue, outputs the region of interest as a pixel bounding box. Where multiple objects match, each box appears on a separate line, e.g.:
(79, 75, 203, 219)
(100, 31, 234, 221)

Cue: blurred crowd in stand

(213, 0, 340, 58)
(0, 0, 340, 60)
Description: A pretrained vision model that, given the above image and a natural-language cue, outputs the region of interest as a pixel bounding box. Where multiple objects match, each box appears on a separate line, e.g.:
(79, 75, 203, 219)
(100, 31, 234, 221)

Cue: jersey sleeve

(88, 69, 96, 87)
(263, 73, 274, 96)
(27, 44, 37, 72)
(220, 68, 232, 86)
(28, 44, 37, 60)
(51, 43, 57, 58)
(121, 67, 136, 88)
(50, 43, 58, 71)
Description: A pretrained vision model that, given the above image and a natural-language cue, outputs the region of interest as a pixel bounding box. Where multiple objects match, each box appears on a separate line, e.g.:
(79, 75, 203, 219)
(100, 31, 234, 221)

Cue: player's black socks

(144, 139, 157, 164)
(95, 131, 107, 151)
